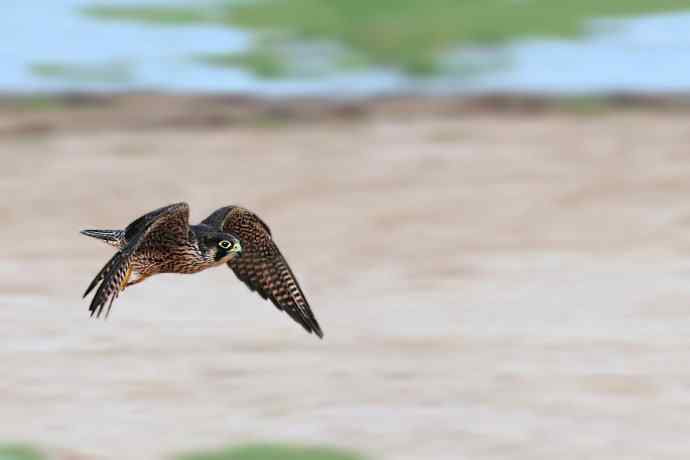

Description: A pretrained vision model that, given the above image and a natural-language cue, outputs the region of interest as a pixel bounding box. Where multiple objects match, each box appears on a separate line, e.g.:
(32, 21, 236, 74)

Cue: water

(462, 14, 690, 94)
(2, 1, 690, 95)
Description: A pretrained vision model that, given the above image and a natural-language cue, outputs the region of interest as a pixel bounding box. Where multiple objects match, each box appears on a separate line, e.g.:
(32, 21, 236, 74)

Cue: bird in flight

(81, 202, 323, 338)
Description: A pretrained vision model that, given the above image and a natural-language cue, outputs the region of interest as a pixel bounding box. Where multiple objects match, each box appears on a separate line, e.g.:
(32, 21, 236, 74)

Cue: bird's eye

(218, 240, 232, 249)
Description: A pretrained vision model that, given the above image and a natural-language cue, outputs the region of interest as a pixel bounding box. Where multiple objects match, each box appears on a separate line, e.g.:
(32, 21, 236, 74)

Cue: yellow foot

(119, 266, 132, 292)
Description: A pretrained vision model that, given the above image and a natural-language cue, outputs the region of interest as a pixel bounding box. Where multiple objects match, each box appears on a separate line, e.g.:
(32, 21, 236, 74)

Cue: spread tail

(80, 229, 125, 248)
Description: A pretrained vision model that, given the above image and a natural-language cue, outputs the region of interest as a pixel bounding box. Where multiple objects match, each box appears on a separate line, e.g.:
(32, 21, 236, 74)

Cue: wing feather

(84, 202, 190, 318)
(201, 206, 323, 338)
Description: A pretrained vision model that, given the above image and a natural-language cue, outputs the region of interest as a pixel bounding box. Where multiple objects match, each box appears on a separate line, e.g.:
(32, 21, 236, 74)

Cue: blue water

(2, 1, 690, 95)
(462, 14, 690, 94)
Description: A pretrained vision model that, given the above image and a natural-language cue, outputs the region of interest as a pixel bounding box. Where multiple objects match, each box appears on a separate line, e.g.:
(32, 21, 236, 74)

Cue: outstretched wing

(202, 206, 323, 338)
(83, 202, 190, 318)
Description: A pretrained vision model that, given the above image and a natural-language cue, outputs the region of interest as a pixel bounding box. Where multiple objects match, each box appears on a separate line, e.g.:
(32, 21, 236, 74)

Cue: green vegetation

(0, 444, 44, 460)
(175, 443, 367, 460)
(0, 442, 367, 460)
(83, 5, 219, 25)
(12, 95, 68, 111)
(554, 95, 612, 114)
(30, 61, 133, 83)
(84, 0, 690, 77)
(198, 50, 286, 78)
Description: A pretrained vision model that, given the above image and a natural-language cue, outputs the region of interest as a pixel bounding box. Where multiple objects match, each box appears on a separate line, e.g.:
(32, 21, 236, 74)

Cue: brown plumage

(81, 202, 323, 338)
(202, 206, 323, 338)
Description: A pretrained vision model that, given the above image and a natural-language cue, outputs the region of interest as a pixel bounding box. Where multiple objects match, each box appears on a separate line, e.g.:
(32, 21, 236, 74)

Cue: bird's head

(200, 232, 243, 264)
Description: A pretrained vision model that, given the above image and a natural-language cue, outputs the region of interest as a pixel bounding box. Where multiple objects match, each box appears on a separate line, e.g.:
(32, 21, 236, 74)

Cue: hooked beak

(231, 240, 242, 254)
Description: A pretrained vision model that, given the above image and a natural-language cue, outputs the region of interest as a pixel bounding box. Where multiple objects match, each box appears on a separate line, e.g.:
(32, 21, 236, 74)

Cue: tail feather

(80, 229, 125, 248)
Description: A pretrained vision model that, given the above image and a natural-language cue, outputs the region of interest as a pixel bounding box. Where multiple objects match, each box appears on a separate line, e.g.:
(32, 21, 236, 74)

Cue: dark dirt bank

(2, 92, 690, 135)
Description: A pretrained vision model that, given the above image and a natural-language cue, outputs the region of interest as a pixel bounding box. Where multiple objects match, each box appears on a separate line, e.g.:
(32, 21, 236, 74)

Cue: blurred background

(3, 1, 690, 459)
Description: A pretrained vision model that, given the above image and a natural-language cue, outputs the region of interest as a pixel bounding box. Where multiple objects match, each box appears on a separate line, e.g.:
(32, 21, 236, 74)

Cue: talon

(119, 266, 132, 292)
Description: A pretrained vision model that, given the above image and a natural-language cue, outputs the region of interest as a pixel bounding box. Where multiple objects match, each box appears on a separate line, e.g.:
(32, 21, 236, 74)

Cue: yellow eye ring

(218, 240, 232, 249)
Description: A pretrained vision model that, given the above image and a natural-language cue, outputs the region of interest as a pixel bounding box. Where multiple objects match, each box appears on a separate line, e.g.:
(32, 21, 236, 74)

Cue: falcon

(80, 202, 323, 338)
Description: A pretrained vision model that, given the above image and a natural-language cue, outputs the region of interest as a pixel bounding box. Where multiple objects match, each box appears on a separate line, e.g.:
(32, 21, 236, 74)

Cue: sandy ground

(2, 108, 690, 459)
